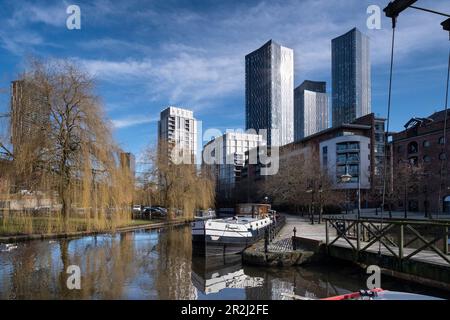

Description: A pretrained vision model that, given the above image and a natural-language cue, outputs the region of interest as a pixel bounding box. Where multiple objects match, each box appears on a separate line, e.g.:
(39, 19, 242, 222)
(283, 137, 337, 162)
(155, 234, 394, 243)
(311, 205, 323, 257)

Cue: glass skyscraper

(332, 28, 371, 127)
(294, 80, 329, 141)
(245, 40, 294, 146)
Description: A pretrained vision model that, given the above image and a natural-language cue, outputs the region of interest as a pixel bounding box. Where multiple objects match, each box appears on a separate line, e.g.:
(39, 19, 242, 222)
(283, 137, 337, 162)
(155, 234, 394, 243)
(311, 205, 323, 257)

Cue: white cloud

(111, 115, 157, 129)
(3, 0, 448, 119)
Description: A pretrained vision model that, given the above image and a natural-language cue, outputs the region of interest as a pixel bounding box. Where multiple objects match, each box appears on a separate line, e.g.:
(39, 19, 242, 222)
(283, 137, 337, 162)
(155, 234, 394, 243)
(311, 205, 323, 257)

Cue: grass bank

(0, 216, 192, 243)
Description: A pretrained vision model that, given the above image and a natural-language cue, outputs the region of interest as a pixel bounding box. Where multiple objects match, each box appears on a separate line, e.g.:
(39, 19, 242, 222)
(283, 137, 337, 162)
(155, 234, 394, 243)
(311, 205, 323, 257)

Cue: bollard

(292, 227, 297, 250)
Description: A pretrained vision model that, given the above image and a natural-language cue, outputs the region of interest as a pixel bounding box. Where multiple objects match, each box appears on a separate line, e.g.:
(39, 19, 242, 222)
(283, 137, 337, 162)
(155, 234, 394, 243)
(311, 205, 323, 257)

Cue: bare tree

(261, 152, 342, 221)
(142, 141, 215, 220)
(3, 58, 133, 232)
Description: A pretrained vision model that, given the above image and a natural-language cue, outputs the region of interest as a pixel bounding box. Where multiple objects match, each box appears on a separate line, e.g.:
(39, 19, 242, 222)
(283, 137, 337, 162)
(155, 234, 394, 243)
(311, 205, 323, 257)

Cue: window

(337, 154, 347, 163)
(375, 133, 384, 143)
(423, 155, 431, 163)
(439, 152, 447, 160)
(322, 146, 328, 166)
(347, 153, 359, 162)
(439, 137, 445, 145)
(423, 140, 430, 147)
(407, 141, 418, 154)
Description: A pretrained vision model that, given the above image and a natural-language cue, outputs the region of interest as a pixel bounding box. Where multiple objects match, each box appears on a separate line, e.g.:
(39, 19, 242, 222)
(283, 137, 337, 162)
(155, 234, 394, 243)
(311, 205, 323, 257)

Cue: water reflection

(192, 255, 263, 297)
(0, 225, 448, 300)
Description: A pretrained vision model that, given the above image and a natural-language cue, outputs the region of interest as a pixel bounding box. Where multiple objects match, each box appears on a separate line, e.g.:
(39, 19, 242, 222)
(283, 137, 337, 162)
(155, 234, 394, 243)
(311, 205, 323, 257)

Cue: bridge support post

(399, 224, 404, 260)
(444, 226, 448, 255)
(356, 221, 361, 254)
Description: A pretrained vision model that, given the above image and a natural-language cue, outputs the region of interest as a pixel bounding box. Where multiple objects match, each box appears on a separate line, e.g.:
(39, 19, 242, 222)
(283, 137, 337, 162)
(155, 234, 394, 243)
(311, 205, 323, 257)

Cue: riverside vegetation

(0, 58, 215, 237)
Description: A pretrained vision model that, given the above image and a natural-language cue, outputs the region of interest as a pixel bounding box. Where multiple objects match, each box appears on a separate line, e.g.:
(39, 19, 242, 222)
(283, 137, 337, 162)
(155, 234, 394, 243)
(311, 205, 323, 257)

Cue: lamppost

(340, 165, 352, 216)
(340, 161, 361, 220)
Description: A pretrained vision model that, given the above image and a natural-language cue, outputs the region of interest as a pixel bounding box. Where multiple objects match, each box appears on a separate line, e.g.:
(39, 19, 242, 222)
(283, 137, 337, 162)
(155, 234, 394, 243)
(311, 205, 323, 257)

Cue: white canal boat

(192, 204, 274, 256)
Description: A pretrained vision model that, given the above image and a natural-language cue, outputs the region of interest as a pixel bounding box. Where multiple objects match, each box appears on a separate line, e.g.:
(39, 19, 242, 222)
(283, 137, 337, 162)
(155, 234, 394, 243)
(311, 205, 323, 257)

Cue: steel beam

(383, 0, 418, 19)
(442, 18, 450, 31)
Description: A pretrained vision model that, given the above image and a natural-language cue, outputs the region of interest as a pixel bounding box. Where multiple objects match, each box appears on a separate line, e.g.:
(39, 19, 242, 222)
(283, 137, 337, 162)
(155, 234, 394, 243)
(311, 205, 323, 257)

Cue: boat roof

(211, 216, 268, 225)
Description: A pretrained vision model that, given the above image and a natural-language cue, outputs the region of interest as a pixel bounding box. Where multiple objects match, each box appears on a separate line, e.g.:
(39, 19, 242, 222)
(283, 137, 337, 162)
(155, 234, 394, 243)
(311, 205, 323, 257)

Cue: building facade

(119, 152, 136, 178)
(158, 106, 197, 163)
(245, 40, 294, 146)
(391, 110, 450, 214)
(294, 80, 329, 141)
(241, 113, 387, 207)
(202, 132, 262, 203)
(332, 28, 371, 127)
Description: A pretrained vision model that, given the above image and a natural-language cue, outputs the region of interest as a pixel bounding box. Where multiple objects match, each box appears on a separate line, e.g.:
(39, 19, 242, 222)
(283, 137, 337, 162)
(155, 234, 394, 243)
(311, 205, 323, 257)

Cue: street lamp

(340, 164, 352, 215)
(340, 162, 361, 220)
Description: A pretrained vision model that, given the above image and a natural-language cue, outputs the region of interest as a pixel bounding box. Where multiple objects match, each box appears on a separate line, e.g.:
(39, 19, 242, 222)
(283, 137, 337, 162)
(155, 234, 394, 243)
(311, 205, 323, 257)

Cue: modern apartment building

(245, 40, 294, 146)
(241, 113, 387, 207)
(332, 28, 371, 127)
(158, 106, 197, 163)
(294, 80, 329, 141)
(202, 132, 262, 203)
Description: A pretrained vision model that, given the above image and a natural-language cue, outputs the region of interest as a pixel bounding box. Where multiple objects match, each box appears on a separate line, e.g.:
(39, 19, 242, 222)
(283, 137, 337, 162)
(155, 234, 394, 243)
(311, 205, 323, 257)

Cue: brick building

(391, 110, 450, 214)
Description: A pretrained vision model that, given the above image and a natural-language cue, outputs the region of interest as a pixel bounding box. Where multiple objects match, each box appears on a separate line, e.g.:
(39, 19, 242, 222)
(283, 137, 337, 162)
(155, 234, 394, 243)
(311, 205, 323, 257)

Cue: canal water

(0, 225, 449, 300)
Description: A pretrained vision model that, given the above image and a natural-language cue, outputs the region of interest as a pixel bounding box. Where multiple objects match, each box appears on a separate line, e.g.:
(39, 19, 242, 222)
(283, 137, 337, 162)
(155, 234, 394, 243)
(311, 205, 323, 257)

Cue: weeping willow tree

(1, 58, 133, 234)
(142, 141, 215, 220)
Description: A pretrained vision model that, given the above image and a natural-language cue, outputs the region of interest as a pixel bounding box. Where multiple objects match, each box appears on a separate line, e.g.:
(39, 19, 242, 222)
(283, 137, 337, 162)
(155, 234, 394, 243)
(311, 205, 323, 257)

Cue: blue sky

(0, 0, 449, 167)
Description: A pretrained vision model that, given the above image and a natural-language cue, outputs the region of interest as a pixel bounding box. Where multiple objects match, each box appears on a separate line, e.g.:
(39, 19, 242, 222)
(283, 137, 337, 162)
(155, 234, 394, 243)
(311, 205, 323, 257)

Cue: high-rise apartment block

(332, 28, 371, 127)
(245, 40, 294, 146)
(158, 106, 197, 163)
(294, 80, 329, 140)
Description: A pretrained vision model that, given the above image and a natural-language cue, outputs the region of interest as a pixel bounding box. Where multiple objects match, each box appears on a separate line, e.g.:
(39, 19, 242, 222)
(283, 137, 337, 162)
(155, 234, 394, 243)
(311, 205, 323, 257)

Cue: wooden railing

(324, 216, 450, 265)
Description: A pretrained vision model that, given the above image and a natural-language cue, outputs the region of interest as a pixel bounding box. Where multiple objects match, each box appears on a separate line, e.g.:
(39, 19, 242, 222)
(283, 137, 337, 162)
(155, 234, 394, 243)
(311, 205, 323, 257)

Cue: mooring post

(399, 224, 404, 260)
(325, 221, 329, 246)
(264, 229, 269, 253)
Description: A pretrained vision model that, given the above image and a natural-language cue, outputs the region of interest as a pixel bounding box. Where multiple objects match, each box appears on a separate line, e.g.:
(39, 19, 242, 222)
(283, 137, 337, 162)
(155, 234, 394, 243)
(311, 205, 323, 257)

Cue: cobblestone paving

(267, 238, 293, 252)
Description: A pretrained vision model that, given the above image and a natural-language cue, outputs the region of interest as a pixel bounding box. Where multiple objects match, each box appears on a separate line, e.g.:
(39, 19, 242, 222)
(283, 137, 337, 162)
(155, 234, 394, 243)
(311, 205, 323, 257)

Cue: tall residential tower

(294, 80, 329, 140)
(245, 40, 294, 146)
(158, 106, 197, 163)
(332, 28, 371, 127)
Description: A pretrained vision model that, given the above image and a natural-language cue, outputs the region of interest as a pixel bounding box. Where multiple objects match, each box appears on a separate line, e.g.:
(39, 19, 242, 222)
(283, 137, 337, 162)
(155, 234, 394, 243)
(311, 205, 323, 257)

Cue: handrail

(324, 216, 450, 265)
(323, 216, 450, 227)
